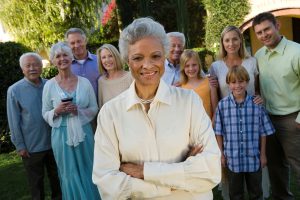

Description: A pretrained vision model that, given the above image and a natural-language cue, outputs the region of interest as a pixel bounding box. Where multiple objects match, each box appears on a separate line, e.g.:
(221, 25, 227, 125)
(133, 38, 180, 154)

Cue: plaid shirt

(214, 93, 275, 173)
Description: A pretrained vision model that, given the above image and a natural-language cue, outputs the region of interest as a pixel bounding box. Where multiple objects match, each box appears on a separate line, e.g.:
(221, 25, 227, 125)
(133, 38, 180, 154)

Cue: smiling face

(222, 30, 241, 55)
(52, 51, 72, 71)
(168, 36, 184, 65)
(254, 19, 281, 49)
(184, 57, 200, 80)
(128, 37, 165, 90)
(100, 49, 116, 72)
(21, 56, 42, 84)
(66, 33, 87, 59)
(228, 79, 248, 99)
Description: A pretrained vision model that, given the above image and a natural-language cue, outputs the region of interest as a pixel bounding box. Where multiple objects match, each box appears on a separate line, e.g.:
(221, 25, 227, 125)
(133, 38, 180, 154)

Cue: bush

(87, 40, 119, 55)
(41, 65, 58, 79)
(0, 42, 31, 153)
(193, 47, 215, 72)
(203, 0, 250, 51)
(0, 131, 14, 153)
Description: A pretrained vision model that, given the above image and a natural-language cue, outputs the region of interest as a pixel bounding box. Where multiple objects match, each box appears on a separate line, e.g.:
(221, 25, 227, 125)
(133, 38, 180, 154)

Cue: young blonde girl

(180, 49, 218, 119)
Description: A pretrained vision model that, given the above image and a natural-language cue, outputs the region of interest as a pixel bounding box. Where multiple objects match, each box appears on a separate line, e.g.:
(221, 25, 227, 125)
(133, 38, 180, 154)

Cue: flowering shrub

(101, 0, 117, 26)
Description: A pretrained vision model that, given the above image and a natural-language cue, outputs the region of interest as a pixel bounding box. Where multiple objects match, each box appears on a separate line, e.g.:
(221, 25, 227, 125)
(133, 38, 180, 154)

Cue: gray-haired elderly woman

(42, 42, 100, 200)
(92, 18, 221, 200)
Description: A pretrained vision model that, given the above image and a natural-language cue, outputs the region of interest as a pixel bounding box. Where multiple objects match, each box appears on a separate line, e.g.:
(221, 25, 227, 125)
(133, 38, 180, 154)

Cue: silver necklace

(138, 97, 154, 104)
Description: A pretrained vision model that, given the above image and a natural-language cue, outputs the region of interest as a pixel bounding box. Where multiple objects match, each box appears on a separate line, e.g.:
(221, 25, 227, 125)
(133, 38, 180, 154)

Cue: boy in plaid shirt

(214, 65, 274, 200)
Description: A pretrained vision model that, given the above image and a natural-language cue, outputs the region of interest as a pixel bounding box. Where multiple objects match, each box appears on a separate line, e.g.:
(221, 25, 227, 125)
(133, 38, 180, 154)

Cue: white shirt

(209, 57, 258, 98)
(93, 80, 221, 200)
(161, 59, 181, 85)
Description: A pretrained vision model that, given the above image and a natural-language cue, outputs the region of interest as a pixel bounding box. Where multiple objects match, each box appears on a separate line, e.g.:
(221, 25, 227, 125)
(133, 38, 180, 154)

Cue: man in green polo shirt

(253, 12, 300, 200)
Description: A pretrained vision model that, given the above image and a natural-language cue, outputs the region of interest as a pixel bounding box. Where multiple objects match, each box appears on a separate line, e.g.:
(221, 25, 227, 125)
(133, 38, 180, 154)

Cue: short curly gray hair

(118, 17, 169, 62)
(49, 42, 74, 63)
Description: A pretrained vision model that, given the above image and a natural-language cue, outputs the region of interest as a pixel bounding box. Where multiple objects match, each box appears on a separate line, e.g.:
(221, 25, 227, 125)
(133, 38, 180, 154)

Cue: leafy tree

(89, 1, 120, 53)
(115, 0, 206, 48)
(173, 0, 189, 46)
(0, 0, 101, 50)
(41, 65, 58, 79)
(115, 0, 134, 29)
(186, 0, 206, 48)
(202, 0, 250, 51)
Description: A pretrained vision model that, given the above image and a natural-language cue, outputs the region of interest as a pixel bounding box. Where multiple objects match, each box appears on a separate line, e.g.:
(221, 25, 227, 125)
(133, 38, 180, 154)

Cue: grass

(0, 151, 299, 199)
(0, 151, 51, 200)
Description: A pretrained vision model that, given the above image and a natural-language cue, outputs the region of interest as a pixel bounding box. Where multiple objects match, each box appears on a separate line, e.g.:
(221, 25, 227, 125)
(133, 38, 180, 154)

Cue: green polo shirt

(255, 37, 300, 123)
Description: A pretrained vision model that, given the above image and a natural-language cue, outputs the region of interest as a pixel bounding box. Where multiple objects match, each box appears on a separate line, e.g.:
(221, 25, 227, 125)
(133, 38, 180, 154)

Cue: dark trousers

(22, 149, 62, 200)
(267, 112, 300, 200)
(227, 169, 262, 200)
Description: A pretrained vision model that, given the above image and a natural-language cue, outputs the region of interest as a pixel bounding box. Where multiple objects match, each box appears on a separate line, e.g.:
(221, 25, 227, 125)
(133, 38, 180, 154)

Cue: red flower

(101, 0, 116, 26)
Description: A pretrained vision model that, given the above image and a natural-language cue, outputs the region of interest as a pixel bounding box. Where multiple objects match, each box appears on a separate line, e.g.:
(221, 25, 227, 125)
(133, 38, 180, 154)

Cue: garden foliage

(202, 0, 250, 51)
(0, 0, 101, 50)
(41, 66, 58, 79)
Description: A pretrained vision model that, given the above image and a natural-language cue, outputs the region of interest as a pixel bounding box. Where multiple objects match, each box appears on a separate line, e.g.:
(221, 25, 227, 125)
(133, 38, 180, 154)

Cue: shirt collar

(264, 36, 287, 56)
(24, 77, 43, 88)
(228, 92, 252, 105)
(72, 51, 94, 63)
(126, 80, 172, 111)
(166, 59, 179, 69)
(86, 51, 94, 60)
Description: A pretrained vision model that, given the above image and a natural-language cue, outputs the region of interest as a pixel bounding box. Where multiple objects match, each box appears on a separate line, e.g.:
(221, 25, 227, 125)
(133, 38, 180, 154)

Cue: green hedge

(0, 42, 31, 153)
(193, 47, 215, 72)
(203, 0, 250, 51)
(41, 65, 58, 79)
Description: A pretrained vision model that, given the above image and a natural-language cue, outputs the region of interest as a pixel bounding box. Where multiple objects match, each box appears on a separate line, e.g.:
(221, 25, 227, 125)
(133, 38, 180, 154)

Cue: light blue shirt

(161, 59, 181, 85)
(7, 78, 52, 153)
(71, 51, 100, 96)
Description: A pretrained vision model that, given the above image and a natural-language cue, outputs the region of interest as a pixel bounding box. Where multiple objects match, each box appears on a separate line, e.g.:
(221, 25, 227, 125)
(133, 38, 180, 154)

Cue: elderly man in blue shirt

(7, 52, 61, 200)
(65, 28, 100, 97)
(161, 32, 185, 86)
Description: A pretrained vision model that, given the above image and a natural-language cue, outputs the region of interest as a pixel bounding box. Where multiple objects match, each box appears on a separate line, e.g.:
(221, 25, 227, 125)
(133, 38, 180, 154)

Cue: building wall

(246, 0, 300, 22)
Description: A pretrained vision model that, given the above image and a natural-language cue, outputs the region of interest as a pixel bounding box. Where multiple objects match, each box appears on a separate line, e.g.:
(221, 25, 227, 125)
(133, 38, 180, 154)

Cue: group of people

(6, 11, 299, 200)
(6, 28, 132, 200)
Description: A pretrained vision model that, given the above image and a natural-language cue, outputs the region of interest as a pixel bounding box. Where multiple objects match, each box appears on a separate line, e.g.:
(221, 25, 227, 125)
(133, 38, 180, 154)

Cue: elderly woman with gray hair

(42, 42, 100, 200)
(93, 18, 221, 200)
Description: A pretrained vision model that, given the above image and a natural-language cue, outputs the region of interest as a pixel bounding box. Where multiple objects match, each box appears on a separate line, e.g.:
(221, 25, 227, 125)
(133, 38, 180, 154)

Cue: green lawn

(0, 151, 298, 200)
(0, 152, 52, 200)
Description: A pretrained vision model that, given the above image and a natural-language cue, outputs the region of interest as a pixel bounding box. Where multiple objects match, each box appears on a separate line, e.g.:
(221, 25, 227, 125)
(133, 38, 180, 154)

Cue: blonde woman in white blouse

(92, 18, 221, 200)
(97, 44, 133, 108)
